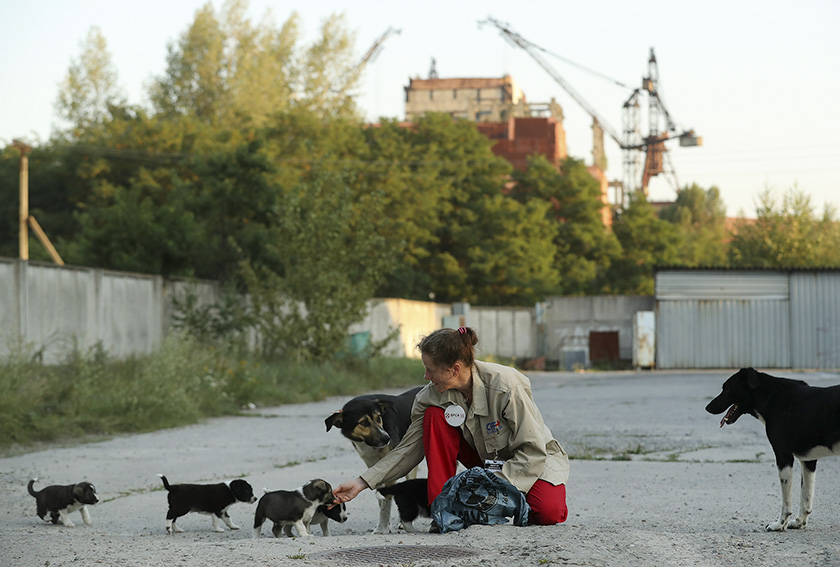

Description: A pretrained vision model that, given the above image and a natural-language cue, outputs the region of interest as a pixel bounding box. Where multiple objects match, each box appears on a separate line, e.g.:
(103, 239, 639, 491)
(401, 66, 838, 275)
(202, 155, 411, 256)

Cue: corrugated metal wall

(656, 269, 840, 369)
(790, 272, 840, 368)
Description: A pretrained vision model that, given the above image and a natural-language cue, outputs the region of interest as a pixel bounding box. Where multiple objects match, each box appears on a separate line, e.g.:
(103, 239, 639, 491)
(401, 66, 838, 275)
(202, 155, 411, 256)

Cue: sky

(1, 0, 838, 218)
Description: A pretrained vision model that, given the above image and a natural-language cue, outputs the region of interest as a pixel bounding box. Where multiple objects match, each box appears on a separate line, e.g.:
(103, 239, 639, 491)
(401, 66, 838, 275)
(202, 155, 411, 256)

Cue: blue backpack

(431, 467, 530, 532)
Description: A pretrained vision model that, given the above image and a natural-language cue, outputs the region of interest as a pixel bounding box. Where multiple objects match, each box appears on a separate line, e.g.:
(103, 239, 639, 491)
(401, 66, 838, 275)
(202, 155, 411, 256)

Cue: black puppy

(378, 478, 430, 533)
(707, 367, 840, 531)
(158, 474, 257, 534)
(325, 386, 422, 533)
(27, 478, 99, 527)
(253, 479, 335, 538)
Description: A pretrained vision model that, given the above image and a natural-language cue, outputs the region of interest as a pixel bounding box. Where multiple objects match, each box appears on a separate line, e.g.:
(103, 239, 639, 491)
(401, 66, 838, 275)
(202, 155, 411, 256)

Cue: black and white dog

(280, 498, 348, 537)
(325, 386, 422, 533)
(706, 367, 840, 531)
(253, 479, 335, 538)
(27, 479, 99, 527)
(157, 474, 257, 534)
(377, 478, 430, 533)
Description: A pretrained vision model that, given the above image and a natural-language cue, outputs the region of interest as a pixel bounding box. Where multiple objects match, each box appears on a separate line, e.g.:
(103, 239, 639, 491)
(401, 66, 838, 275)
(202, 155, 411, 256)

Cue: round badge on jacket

(444, 404, 466, 427)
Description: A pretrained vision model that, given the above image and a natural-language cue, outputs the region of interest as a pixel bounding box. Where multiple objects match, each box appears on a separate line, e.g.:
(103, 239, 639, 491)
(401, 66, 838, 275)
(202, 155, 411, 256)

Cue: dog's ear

(377, 399, 396, 413)
(744, 367, 760, 390)
(325, 411, 343, 431)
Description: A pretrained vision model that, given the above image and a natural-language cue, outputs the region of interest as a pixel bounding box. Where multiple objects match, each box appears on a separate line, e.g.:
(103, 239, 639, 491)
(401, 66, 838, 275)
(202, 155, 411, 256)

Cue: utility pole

(13, 140, 30, 260)
(12, 139, 65, 265)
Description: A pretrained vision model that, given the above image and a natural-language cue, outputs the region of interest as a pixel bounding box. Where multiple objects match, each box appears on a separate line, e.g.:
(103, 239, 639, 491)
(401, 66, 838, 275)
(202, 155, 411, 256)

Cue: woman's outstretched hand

(333, 476, 370, 503)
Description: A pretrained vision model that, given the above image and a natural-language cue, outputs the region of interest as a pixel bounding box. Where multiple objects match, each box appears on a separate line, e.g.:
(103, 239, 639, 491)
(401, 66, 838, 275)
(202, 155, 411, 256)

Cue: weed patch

(0, 335, 424, 450)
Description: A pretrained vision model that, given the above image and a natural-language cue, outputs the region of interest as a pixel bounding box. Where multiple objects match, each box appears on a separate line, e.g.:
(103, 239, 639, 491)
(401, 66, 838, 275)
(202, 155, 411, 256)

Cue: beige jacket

(361, 360, 569, 494)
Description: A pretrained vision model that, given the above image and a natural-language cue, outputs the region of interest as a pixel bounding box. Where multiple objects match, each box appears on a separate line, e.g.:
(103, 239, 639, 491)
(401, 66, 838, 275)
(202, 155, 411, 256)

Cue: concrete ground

(3, 369, 840, 566)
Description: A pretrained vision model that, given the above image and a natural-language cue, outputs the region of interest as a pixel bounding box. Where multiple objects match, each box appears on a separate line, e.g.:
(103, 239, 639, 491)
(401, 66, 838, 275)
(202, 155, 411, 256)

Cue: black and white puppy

(27, 478, 99, 527)
(261, 487, 348, 537)
(281, 500, 348, 537)
(253, 479, 335, 538)
(158, 474, 257, 534)
(377, 478, 430, 533)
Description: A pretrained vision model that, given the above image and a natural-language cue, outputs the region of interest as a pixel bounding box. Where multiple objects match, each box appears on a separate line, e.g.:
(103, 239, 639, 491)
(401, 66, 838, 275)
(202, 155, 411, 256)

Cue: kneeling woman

(332, 327, 569, 527)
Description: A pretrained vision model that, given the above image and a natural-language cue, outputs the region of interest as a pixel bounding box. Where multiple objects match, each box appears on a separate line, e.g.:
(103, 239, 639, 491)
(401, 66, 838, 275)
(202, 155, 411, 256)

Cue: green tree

(241, 169, 395, 360)
(0, 145, 21, 257)
(359, 117, 454, 300)
(511, 155, 620, 295)
(63, 177, 206, 275)
(149, 1, 356, 126)
(659, 183, 728, 267)
(609, 192, 682, 294)
(228, 6, 299, 125)
(454, 192, 559, 305)
(298, 12, 358, 118)
(181, 139, 281, 280)
(55, 26, 125, 137)
(150, 3, 228, 123)
(729, 186, 840, 267)
(370, 114, 559, 305)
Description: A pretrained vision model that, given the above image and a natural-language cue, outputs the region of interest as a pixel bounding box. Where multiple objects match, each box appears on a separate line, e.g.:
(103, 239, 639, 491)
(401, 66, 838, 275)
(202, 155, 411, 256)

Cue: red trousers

(422, 406, 568, 525)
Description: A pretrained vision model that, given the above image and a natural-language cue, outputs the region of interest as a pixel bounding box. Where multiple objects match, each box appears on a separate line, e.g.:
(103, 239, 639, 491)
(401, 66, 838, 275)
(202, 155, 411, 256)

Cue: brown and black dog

(325, 386, 422, 533)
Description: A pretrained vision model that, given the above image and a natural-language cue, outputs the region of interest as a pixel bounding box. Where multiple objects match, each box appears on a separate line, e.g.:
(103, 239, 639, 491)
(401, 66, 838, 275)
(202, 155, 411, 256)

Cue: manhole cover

(309, 545, 481, 564)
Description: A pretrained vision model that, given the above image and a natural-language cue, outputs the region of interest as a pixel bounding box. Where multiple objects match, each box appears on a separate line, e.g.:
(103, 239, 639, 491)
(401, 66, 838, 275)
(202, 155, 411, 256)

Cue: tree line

(1, 1, 838, 357)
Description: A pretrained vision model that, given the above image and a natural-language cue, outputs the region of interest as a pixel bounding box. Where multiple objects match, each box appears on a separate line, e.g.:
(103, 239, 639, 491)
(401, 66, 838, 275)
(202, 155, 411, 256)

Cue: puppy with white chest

(27, 478, 99, 527)
(253, 479, 335, 538)
(158, 474, 257, 534)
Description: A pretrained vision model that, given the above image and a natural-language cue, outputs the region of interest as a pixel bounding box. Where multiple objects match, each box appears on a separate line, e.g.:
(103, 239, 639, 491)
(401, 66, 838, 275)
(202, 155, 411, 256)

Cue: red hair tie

(458, 327, 467, 335)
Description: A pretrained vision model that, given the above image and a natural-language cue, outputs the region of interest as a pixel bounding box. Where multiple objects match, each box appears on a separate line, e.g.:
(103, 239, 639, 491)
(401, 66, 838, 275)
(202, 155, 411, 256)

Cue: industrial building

(404, 74, 528, 123)
(404, 72, 611, 225)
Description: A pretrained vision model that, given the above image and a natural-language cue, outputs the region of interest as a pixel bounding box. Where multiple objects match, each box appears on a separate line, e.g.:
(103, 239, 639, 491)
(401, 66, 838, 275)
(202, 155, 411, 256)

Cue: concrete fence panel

(97, 271, 164, 358)
(24, 263, 96, 360)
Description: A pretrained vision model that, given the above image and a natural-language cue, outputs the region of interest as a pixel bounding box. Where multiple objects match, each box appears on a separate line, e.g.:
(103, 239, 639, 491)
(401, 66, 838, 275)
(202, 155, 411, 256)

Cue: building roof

(406, 76, 511, 90)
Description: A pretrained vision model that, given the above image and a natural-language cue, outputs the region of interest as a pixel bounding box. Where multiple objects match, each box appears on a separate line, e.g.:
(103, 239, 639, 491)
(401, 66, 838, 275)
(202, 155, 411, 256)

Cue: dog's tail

(377, 478, 428, 498)
(27, 478, 39, 497)
(157, 474, 171, 490)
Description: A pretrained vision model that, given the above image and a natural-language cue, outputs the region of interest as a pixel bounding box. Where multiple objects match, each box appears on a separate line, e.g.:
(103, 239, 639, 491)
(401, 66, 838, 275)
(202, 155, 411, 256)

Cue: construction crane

(333, 26, 401, 114)
(480, 17, 701, 201)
